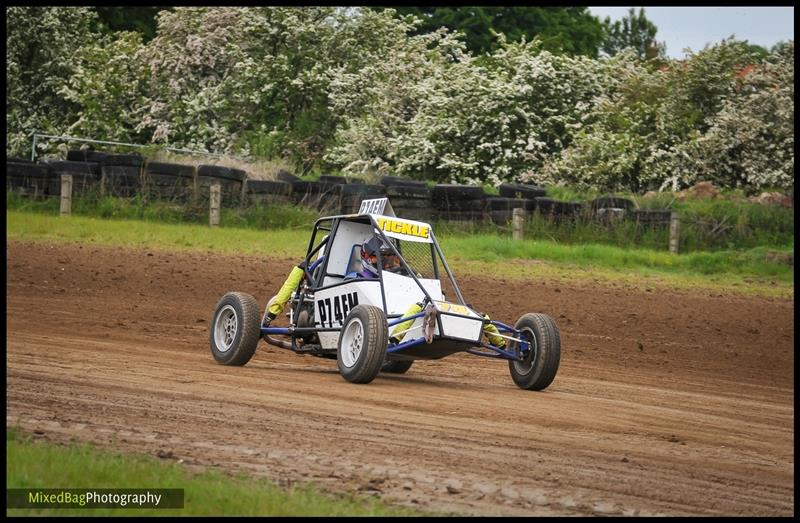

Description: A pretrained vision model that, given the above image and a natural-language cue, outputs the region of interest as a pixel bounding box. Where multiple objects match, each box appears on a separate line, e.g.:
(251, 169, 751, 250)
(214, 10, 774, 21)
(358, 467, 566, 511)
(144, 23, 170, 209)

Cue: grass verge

(6, 210, 793, 298)
(6, 428, 420, 516)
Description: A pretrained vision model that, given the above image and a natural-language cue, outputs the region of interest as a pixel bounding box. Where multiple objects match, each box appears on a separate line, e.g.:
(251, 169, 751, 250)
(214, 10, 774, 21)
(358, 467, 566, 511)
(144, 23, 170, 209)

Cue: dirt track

(6, 240, 794, 516)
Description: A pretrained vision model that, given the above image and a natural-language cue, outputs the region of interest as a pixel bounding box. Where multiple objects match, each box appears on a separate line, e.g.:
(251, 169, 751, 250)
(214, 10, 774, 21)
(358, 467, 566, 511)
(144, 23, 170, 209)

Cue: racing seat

(344, 245, 362, 279)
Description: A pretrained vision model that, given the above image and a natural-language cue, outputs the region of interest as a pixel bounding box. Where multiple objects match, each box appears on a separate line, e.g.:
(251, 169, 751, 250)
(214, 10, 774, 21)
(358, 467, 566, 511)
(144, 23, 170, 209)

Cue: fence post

(60, 174, 72, 216)
(669, 212, 680, 254)
(512, 207, 526, 241)
(210, 182, 221, 227)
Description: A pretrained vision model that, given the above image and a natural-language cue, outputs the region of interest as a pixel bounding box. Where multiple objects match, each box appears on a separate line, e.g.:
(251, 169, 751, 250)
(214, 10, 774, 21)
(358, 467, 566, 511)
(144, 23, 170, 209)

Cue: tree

(94, 7, 169, 42)
(6, 7, 100, 156)
(383, 7, 604, 57)
(601, 8, 666, 60)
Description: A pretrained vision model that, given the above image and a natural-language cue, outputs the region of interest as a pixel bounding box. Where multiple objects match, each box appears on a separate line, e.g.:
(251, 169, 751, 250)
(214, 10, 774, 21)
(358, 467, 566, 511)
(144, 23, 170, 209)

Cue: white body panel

(382, 272, 442, 315)
(324, 220, 375, 279)
(401, 301, 483, 344)
(314, 280, 382, 350)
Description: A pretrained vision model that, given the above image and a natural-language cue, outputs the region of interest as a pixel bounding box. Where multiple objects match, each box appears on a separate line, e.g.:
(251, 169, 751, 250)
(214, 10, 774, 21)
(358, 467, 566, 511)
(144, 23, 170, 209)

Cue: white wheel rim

(340, 317, 364, 368)
(513, 327, 538, 375)
(215, 305, 238, 353)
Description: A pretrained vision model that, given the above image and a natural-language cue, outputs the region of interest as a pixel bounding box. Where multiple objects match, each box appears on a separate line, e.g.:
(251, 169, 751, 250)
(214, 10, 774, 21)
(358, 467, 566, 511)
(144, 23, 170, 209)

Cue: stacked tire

(144, 161, 195, 202)
(499, 182, 546, 200)
(246, 179, 293, 206)
(6, 161, 55, 198)
(319, 175, 349, 185)
(533, 197, 584, 222)
(196, 165, 246, 207)
(380, 176, 431, 222)
(292, 181, 343, 213)
(431, 184, 486, 222)
(590, 196, 635, 224)
(485, 197, 536, 225)
(100, 153, 145, 198)
(339, 184, 387, 214)
(46, 160, 101, 196)
(628, 209, 672, 228)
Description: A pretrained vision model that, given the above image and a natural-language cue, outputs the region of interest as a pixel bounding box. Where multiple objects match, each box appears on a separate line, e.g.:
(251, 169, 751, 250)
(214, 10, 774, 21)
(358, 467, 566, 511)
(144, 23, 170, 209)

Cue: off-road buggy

(210, 198, 560, 390)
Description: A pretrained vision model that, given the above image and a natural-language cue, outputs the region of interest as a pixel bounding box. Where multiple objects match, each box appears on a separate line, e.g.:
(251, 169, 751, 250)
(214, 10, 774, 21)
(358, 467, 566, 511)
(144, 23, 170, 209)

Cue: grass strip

(6, 428, 420, 516)
(7, 210, 792, 298)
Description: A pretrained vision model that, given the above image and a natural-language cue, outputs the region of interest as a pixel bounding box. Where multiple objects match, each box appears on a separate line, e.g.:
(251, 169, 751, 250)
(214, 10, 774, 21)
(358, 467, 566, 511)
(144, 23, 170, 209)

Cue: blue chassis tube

(261, 315, 528, 361)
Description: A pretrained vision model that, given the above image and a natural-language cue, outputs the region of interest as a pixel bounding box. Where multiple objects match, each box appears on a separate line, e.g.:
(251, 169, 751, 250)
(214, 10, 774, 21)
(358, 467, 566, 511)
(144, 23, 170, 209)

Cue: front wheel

(210, 292, 262, 366)
(337, 305, 388, 384)
(508, 313, 561, 390)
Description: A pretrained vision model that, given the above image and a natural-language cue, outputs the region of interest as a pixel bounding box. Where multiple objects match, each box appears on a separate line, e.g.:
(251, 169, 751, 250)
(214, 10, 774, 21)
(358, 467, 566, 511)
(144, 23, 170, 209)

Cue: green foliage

(540, 40, 793, 192)
(7, 209, 793, 298)
(93, 7, 167, 41)
(6, 7, 99, 156)
(601, 8, 666, 59)
(7, 429, 420, 516)
(5, 7, 794, 196)
(387, 7, 604, 57)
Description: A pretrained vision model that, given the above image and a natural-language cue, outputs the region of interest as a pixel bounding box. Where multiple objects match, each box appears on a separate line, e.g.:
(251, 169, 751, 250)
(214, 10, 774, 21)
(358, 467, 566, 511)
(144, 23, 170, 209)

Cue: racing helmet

(360, 237, 399, 276)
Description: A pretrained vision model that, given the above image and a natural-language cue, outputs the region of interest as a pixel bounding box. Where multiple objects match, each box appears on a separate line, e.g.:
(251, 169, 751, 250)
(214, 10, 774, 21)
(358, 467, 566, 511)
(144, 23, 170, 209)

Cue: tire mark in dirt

(6, 241, 794, 516)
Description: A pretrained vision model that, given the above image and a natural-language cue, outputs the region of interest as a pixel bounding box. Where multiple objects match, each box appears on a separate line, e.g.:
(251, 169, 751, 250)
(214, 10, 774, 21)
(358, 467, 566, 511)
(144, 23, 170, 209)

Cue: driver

(346, 237, 402, 279)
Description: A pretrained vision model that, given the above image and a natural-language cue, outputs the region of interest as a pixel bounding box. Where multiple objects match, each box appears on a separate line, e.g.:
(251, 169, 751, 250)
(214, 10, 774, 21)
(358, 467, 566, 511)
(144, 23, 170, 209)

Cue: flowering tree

(328, 34, 612, 184)
(6, 7, 99, 156)
(692, 42, 794, 192)
(539, 39, 789, 192)
(59, 31, 151, 144)
(6, 8, 793, 193)
(135, 7, 414, 172)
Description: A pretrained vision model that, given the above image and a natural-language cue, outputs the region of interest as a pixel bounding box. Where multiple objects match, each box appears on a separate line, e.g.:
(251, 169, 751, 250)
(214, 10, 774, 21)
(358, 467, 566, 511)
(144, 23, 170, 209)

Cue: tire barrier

(319, 174, 349, 185)
(10, 151, 681, 236)
(144, 161, 196, 202)
(101, 165, 141, 198)
(485, 197, 536, 225)
(379, 175, 427, 188)
(627, 209, 673, 228)
(196, 164, 245, 207)
(533, 197, 585, 221)
(590, 195, 635, 213)
(339, 184, 387, 214)
(432, 184, 486, 221)
(498, 182, 546, 200)
(45, 160, 101, 196)
(276, 169, 300, 183)
(386, 184, 433, 223)
(6, 161, 56, 198)
(245, 179, 293, 206)
(292, 180, 343, 213)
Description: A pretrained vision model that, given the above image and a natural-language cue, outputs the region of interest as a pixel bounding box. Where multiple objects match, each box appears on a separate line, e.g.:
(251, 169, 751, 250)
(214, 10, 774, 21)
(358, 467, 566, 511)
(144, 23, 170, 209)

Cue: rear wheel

(337, 305, 388, 384)
(210, 292, 261, 366)
(508, 313, 560, 390)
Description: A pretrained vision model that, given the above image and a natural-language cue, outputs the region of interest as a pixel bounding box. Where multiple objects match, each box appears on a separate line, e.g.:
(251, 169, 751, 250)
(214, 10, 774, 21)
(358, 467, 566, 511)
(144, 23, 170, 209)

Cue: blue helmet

(360, 237, 397, 277)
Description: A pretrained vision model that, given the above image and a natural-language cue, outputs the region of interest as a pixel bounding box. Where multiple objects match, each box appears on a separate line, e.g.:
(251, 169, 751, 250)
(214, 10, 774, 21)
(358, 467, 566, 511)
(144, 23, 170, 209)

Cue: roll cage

(260, 211, 528, 362)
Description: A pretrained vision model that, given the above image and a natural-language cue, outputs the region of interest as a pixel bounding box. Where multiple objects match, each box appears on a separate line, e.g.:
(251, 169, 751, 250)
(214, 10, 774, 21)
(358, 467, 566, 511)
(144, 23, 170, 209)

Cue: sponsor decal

(375, 217, 430, 240)
(434, 301, 470, 315)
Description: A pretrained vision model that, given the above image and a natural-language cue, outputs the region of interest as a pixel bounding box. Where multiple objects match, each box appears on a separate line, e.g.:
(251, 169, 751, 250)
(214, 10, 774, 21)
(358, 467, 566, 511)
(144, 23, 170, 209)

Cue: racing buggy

(210, 198, 560, 390)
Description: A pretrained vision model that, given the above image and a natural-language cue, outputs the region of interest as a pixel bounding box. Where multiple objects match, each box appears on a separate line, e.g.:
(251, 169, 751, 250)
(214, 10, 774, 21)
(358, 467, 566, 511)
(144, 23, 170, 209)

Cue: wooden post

(210, 182, 221, 227)
(669, 212, 680, 254)
(512, 207, 526, 241)
(60, 174, 72, 216)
